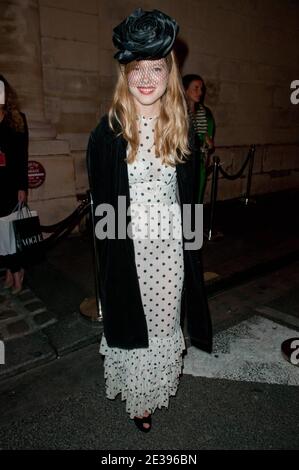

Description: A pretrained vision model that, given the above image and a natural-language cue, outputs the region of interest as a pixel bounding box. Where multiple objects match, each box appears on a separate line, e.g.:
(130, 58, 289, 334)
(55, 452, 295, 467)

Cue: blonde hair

(0, 74, 25, 132)
(108, 51, 190, 165)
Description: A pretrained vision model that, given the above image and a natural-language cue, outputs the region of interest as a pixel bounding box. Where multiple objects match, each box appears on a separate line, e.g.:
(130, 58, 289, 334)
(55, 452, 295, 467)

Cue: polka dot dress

(100, 115, 185, 418)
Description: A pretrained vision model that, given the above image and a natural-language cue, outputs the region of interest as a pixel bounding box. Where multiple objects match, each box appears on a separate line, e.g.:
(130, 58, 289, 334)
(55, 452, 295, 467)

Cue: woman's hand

(18, 190, 27, 204)
(205, 134, 214, 150)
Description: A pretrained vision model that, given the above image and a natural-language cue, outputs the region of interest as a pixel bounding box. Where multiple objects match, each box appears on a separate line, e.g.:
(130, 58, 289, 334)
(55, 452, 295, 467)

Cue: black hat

(113, 8, 179, 64)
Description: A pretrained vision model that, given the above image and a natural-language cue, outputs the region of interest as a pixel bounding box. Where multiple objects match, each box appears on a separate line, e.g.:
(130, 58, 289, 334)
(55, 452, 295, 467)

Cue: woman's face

(127, 59, 169, 109)
(185, 80, 203, 104)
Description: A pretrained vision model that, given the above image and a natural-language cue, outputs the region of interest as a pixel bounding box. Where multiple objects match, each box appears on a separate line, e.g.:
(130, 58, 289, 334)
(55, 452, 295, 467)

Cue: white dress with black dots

(100, 115, 185, 419)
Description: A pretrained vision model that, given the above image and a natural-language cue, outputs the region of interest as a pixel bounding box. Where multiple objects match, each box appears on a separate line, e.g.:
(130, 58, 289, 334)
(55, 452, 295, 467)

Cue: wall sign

(28, 161, 46, 189)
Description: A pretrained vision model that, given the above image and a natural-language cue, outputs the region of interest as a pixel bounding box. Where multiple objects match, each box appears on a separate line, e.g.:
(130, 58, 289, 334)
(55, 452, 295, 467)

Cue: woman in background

(0, 74, 29, 294)
(183, 74, 215, 203)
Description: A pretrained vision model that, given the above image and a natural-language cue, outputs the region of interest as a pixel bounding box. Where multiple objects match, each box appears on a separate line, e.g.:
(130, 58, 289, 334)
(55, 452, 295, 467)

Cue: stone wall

(93, 0, 299, 202)
(39, 0, 100, 200)
(206, 143, 299, 202)
(39, 0, 299, 218)
(1, 0, 298, 226)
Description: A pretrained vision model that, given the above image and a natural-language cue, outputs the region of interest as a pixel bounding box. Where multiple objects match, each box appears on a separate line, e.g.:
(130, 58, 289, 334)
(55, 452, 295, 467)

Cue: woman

(87, 9, 212, 432)
(183, 74, 215, 203)
(0, 74, 28, 294)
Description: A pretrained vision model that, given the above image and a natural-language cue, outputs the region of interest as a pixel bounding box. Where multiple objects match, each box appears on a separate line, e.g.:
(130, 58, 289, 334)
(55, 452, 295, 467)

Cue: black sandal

(134, 414, 152, 433)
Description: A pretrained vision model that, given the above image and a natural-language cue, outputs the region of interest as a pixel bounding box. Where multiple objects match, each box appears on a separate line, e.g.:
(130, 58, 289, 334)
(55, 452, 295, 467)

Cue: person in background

(182, 74, 215, 203)
(0, 74, 29, 294)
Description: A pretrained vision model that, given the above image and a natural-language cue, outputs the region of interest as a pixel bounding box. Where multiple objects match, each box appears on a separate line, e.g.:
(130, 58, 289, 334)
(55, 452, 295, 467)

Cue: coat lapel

(117, 136, 130, 197)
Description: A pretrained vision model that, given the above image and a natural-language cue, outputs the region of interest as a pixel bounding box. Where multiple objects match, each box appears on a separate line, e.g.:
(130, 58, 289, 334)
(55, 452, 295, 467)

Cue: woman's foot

(134, 411, 151, 433)
(11, 269, 24, 295)
(3, 270, 14, 289)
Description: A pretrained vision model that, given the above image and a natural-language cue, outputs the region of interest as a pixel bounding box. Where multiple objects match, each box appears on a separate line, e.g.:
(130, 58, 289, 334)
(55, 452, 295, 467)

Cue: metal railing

(206, 144, 256, 240)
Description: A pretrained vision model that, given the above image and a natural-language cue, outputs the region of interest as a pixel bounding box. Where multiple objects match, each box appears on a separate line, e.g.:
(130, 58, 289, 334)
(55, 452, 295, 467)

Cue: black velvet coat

(87, 115, 212, 353)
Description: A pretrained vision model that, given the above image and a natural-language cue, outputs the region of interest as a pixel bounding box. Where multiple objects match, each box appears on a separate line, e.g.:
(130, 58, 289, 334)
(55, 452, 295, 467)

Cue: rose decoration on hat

(113, 8, 179, 64)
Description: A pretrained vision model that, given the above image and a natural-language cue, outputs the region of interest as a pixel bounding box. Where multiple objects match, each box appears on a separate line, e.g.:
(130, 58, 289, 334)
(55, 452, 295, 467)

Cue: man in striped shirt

(183, 74, 215, 203)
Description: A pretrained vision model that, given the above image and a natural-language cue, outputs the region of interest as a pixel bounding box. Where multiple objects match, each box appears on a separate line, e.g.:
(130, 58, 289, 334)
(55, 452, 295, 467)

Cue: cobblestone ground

(0, 269, 57, 341)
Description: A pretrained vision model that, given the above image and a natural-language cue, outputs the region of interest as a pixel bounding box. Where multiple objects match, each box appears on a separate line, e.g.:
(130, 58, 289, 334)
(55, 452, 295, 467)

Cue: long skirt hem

(100, 328, 185, 419)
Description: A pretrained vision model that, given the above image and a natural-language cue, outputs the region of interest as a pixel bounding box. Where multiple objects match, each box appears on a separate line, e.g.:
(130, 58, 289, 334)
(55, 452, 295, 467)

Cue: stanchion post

(245, 144, 256, 205)
(208, 156, 220, 240)
(89, 190, 102, 321)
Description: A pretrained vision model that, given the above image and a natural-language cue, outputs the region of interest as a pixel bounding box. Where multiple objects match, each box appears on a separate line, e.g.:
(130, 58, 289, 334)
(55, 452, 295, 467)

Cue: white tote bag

(0, 211, 18, 255)
(0, 206, 37, 256)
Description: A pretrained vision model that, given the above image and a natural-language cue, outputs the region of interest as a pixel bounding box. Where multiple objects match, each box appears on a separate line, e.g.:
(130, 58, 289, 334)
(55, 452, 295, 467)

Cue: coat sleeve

(15, 112, 29, 192)
(86, 129, 98, 196)
(86, 124, 105, 308)
(86, 116, 108, 202)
